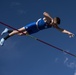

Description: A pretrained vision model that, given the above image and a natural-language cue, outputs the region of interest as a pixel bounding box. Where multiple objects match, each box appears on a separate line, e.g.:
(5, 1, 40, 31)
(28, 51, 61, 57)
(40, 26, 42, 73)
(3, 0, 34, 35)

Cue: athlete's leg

(9, 27, 25, 36)
(0, 22, 37, 46)
(4, 27, 27, 40)
(0, 27, 27, 46)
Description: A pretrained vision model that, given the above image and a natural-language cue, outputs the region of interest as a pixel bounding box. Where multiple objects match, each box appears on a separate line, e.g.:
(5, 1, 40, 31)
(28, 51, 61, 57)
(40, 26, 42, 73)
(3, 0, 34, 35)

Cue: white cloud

(63, 57, 76, 69)
(11, 2, 21, 6)
(55, 56, 76, 69)
(74, 70, 76, 75)
(10, 2, 27, 15)
(67, 62, 76, 69)
(64, 57, 68, 63)
(55, 57, 76, 75)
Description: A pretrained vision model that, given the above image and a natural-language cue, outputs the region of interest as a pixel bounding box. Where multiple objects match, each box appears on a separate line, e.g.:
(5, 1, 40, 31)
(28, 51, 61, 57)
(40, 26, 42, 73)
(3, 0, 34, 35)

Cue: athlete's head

(53, 17, 61, 25)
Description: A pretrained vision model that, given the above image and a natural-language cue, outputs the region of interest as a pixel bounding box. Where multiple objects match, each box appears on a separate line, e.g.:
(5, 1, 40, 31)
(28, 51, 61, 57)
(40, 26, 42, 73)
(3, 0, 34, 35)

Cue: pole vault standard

(0, 21, 76, 58)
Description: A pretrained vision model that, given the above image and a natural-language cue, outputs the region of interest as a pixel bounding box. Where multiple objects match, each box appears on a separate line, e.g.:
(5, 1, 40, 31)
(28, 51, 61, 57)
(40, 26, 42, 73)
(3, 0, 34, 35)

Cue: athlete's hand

(69, 33, 75, 38)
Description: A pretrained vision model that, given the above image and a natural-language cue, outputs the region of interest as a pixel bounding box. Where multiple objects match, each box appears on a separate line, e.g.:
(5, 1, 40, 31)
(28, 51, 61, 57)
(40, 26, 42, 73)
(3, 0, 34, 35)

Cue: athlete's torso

(24, 18, 52, 34)
(36, 18, 52, 30)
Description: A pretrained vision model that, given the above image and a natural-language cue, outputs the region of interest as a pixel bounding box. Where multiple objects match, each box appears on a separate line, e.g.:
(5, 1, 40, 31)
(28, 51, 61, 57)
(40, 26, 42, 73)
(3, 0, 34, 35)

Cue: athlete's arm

(54, 25, 75, 38)
(43, 12, 53, 21)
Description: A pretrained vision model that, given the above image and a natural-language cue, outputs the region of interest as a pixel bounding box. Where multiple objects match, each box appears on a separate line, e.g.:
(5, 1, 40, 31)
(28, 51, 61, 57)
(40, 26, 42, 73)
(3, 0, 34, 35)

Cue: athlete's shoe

(1, 28, 8, 35)
(0, 38, 5, 46)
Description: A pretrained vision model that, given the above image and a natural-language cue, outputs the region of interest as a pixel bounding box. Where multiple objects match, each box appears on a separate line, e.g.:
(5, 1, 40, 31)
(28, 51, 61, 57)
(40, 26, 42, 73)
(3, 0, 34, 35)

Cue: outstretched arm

(55, 26, 75, 38)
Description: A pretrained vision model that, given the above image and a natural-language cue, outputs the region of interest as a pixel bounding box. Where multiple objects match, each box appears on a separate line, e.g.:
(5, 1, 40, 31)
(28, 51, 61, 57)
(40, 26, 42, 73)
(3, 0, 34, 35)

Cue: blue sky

(0, 0, 76, 75)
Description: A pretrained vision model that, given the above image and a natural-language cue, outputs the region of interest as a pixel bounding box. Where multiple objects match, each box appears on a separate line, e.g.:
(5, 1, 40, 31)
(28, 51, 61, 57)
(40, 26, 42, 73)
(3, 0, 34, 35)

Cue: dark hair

(55, 17, 61, 24)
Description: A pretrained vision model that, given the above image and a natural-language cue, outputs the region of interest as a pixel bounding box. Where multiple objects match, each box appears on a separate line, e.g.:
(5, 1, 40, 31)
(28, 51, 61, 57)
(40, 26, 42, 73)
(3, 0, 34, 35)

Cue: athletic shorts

(24, 22, 39, 34)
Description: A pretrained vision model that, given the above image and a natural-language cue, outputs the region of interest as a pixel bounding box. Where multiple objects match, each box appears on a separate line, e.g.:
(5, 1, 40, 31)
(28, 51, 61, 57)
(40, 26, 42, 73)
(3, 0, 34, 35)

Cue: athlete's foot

(0, 38, 5, 46)
(1, 28, 8, 35)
